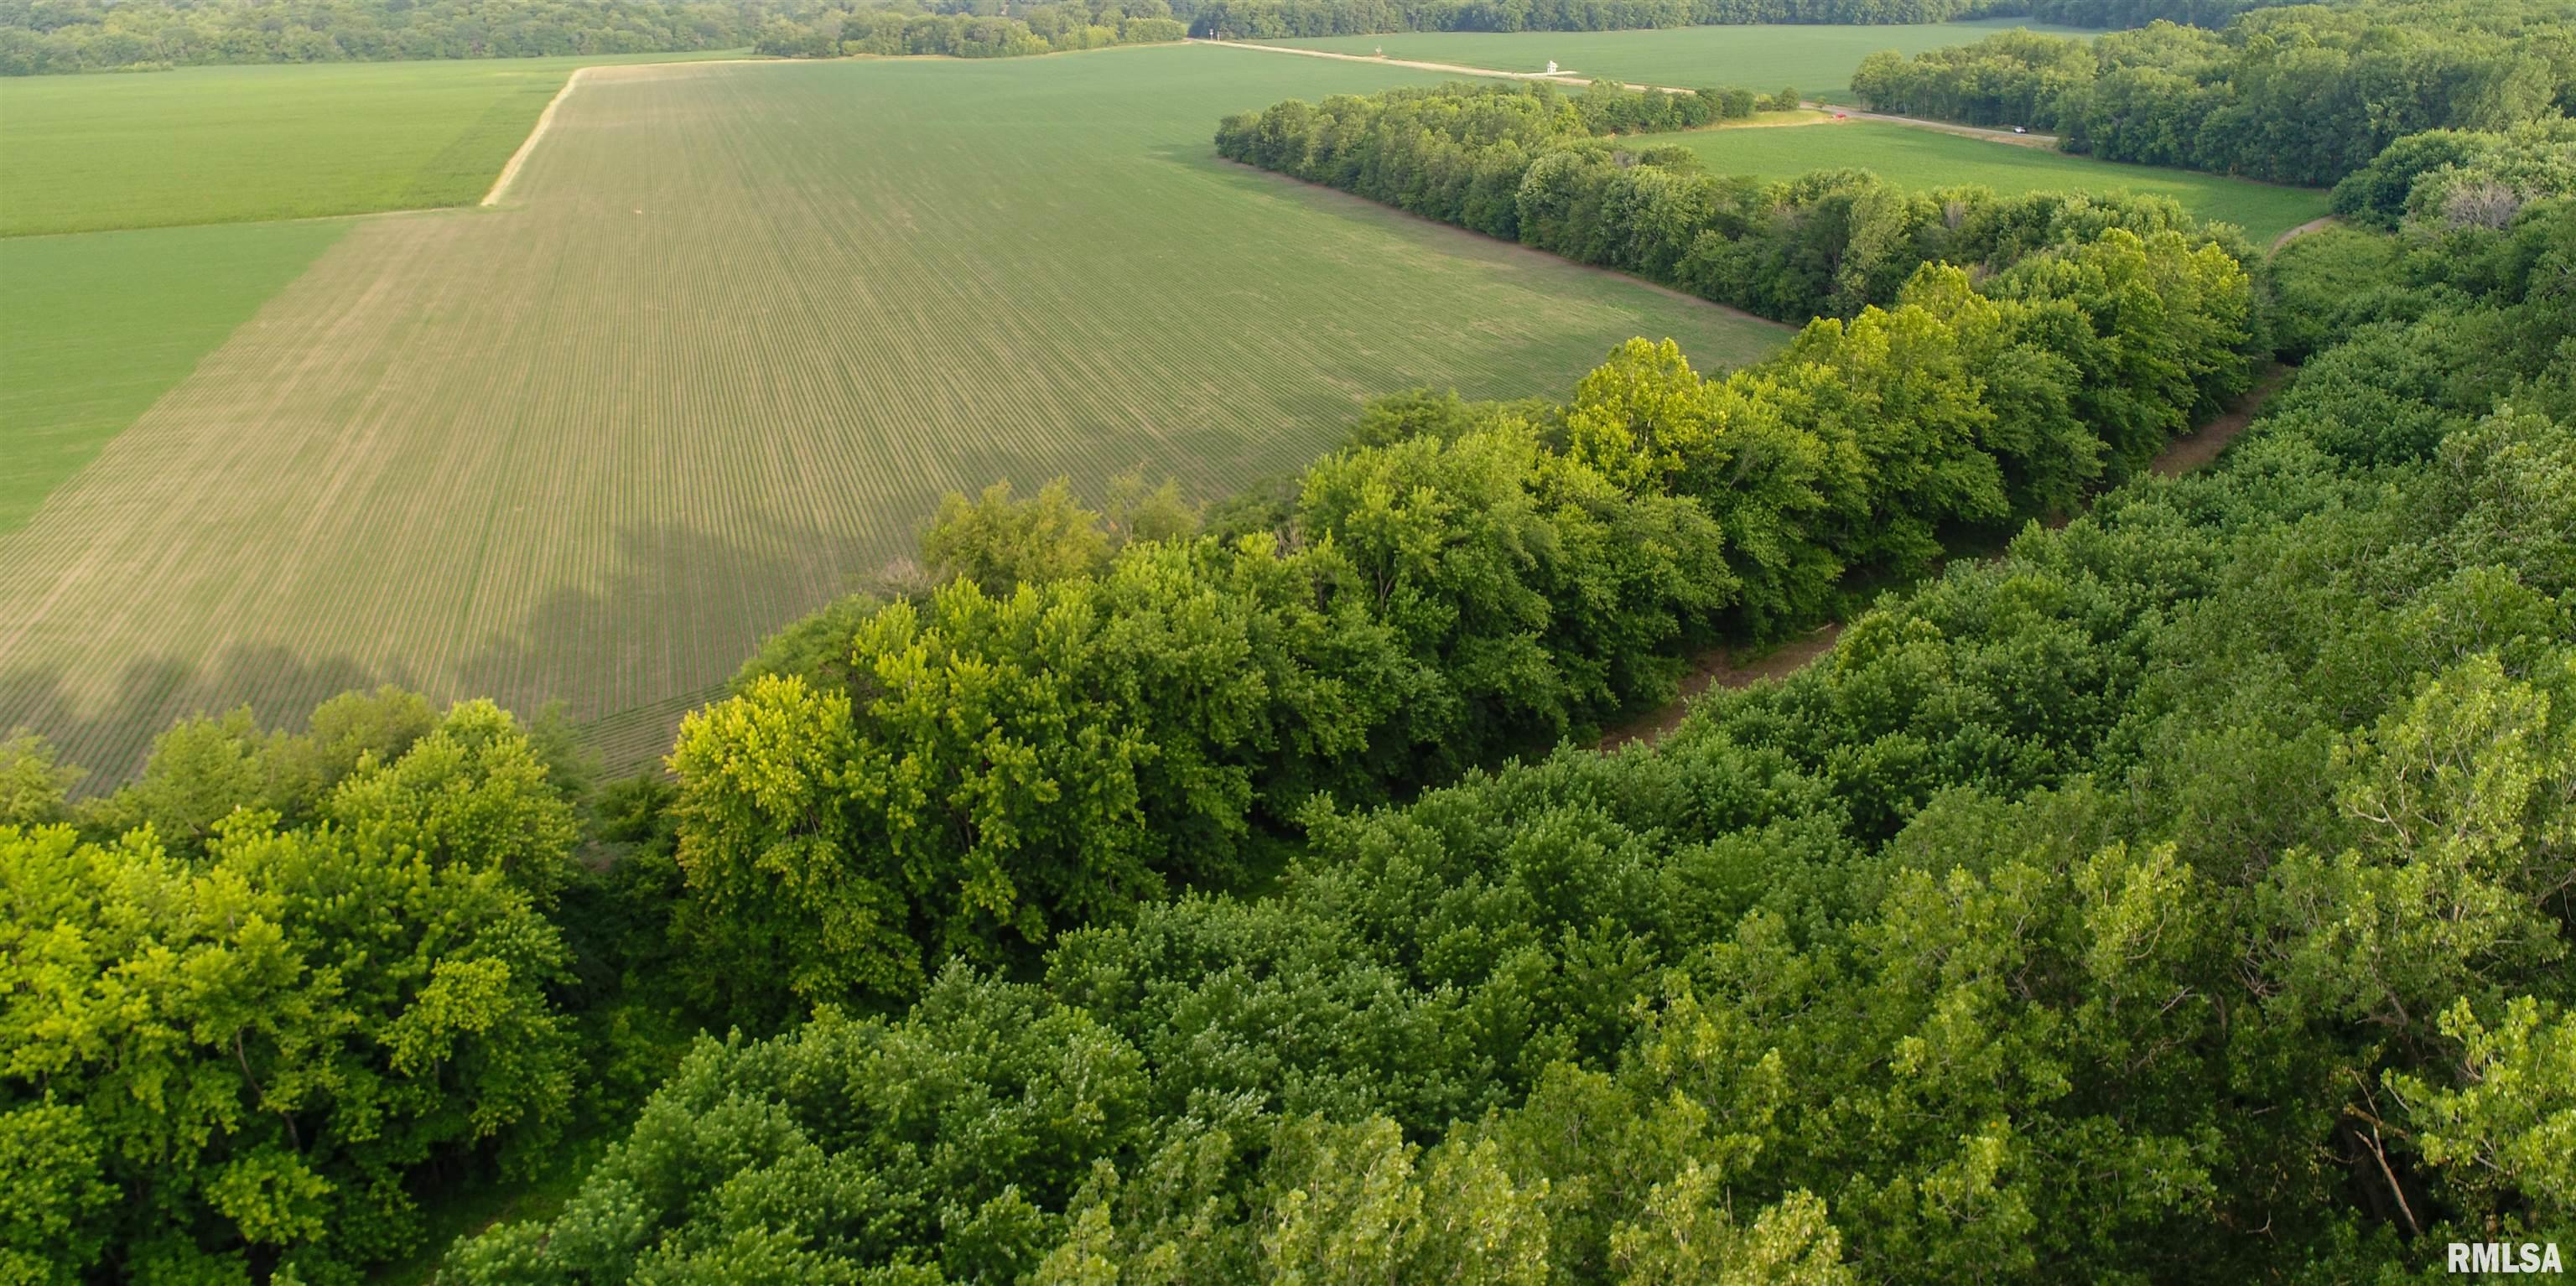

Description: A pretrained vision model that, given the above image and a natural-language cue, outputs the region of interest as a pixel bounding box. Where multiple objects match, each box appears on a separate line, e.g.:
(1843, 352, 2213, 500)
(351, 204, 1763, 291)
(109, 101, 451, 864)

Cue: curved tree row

(1215, 80, 2260, 329)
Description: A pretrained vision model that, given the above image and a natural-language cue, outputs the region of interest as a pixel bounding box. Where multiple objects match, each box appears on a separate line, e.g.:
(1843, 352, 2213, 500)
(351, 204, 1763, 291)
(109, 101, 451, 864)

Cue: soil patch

(2153, 364, 2289, 478)
(1597, 623, 1842, 751)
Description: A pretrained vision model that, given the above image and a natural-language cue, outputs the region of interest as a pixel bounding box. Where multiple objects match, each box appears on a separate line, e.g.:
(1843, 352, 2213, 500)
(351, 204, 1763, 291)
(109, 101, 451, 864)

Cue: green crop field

(0, 50, 740, 236)
(0, 222, 349, 534)
(1651, 119, 2332, 243)
(0, 45, 1786, 780)
(1261, 18, 2094, 102)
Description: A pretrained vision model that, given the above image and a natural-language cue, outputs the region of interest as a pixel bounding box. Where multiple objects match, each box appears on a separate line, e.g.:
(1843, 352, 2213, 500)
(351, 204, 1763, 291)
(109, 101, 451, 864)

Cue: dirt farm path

(1191, 37, 1607, 82)
(1593, 368, 2293, 750)
(483, 66, 598, 205)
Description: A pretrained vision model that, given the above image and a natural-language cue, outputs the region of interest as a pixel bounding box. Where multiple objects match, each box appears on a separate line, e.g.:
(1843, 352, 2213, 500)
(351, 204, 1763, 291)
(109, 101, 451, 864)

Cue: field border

(481, 66, 594, 206)
(1220, 157, 1789, 329)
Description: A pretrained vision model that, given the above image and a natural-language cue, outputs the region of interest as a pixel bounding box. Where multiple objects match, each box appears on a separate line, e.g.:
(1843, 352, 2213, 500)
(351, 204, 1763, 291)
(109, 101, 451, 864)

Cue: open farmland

(1649, 119, 2332, 243)
(1262, 18, 2093, 102)
(0, 50, 736, 236)
(0, 45, 1785, 780)
(0, 222, 348, 532)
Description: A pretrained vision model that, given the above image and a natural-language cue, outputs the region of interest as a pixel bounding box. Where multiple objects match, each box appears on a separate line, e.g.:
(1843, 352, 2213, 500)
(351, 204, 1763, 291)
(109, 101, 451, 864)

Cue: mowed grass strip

(1649, 119, 2332, 244)
(1263, 18, 2092, 102)
(0, 221, 349, 533)
(0, 51, 741, 236)
(0, 46, 1788, 780)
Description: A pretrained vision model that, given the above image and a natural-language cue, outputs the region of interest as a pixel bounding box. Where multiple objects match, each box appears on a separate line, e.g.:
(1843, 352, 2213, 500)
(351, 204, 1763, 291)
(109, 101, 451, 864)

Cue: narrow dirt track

(483, 66, 596, 205)
(1593, 370, 2292, 749)
(1597, 623, 1843, 752)
(2270, 215, 2339, 252)
(2154, 365, 2290, 477)
(1189, 38, 1592, 82)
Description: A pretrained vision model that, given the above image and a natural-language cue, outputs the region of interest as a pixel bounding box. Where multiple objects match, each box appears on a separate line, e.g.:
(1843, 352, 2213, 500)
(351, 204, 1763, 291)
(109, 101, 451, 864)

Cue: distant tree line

(1980, 0, 2295, 29)
(0, 0, 1189, 74)
(0, 0, 2131, 75)
(1183, 0, 1984, 40)
(13, 178, 2568, 1281)
(1846, 0, 2576, 185)
(0, 0, 757, 75)
(751, 0, 1185, 59)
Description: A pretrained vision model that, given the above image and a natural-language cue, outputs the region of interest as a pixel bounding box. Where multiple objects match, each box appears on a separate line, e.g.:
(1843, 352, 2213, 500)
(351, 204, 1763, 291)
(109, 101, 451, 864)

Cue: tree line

(1846, 0, 2576, 185)
(1182, 0, 1983, 40)
(0, 0, 756, 75)
(0, 0, 2188, 75)
(1985, 0, 2294, 28)
(1214, 80, 2260, 326)
(751, 0, 1185, 60)
(0, 0, 1188, 75)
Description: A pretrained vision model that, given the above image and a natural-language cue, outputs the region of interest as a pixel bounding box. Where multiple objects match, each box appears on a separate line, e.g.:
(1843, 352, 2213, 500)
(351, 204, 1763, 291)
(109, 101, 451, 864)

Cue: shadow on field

(454, 513, 872, 765)
(1, 516, 878, 791)
(0, 646, 414, 791)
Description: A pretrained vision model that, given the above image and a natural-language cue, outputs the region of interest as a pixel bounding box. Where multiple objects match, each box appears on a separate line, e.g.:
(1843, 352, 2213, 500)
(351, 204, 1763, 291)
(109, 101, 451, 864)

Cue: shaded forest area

(1848, 0, 2576, 184)
(5, 65, 2572, 1279)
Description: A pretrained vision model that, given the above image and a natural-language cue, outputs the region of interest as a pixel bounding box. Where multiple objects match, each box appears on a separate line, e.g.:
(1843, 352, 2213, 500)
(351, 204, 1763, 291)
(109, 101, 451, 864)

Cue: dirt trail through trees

(2153, 365, 2290, 476)
(1593, 370, 2291, 749)
(2270, 215, 2340, 251)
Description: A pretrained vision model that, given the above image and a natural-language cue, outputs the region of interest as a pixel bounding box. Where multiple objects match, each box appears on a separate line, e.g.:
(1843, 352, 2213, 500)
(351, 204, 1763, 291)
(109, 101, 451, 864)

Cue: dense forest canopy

(7, 65, 2574, 1270)
(1849, 0, 2576, 184)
